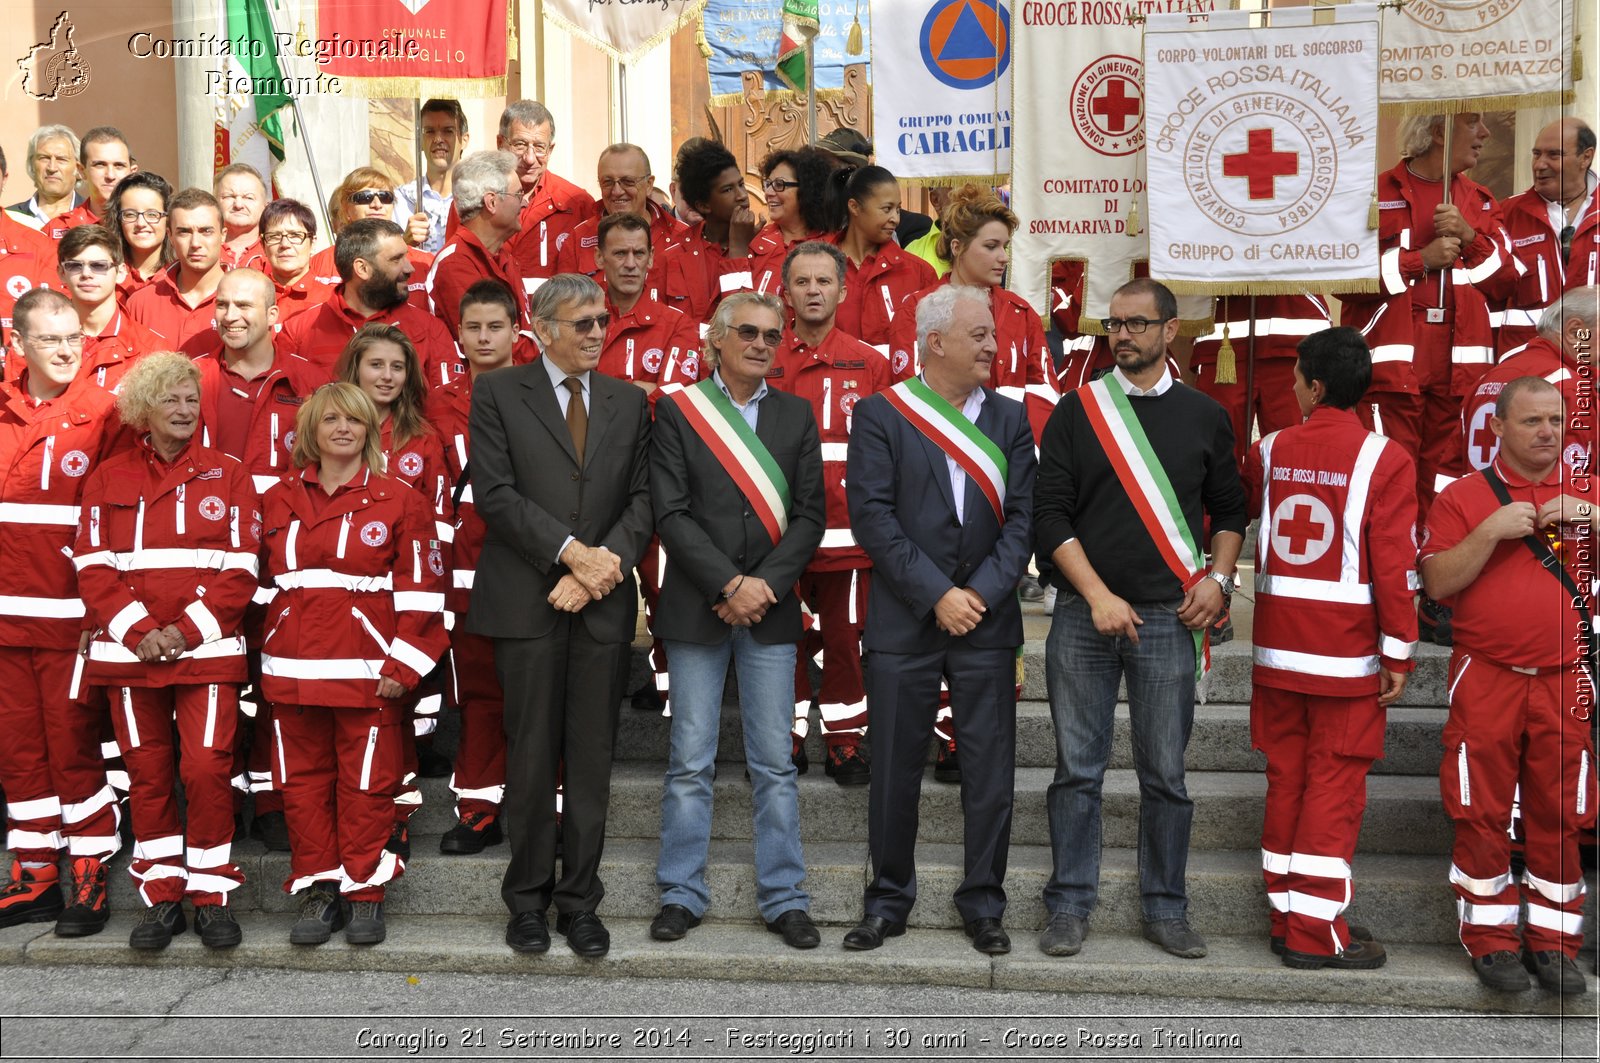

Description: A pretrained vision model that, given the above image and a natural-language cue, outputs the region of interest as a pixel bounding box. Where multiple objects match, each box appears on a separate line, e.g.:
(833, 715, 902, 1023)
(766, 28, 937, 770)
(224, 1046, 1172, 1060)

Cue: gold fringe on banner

(1164, 278, 1382, 297)
(337, 76, 508, 100)
(1214, 325, 1237, 384)
(544, 1, 708, 63)
(709, 86, 849, 108)
(1576, 33, 1584, 82)
(897, 172, 1010, 189)
(696, 24, 713, 59)
(1381, 90, 1575, 117)
(507, 0, 518, 56)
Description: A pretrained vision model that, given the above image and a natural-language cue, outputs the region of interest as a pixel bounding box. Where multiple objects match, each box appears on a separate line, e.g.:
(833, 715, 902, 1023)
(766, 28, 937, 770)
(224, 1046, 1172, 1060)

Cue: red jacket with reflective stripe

(0, 212, 57, 353)
(193, 351, 320, 494)
(74, 439, 260, 684)
(1191, 294, 1332, 367)
(80, 310, 162, 394)
(601, 296, 703, 408)
(658, 222, 753, 324)
(555, 202, 687, 290)
(277, 285, 461, 386)
(0, 374, 122, 648)
(829, 234, 937, 350)
(426, 226, 529, 342)
(424, 376, 481, 615)
(305, 245, 433, 315)
(1245, 405, 1419, 696)
(1458, 336, 1588, 477)
(1482, 184, 1600, 355)
(258, 467, 448, 707)
(379, 416, 452, 543)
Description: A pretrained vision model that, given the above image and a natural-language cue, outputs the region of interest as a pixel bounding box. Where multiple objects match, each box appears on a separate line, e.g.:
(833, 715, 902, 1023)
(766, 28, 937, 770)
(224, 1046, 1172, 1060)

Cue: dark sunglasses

(555, 313, 610, 334)
(350, 189, 396, 206)
(732, 323, 784, 347)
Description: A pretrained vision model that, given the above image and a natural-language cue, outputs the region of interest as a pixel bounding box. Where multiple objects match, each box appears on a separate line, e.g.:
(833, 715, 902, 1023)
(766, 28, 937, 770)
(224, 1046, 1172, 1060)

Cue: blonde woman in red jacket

(259, 382, 448, 946)
(75, 352, 260, 950)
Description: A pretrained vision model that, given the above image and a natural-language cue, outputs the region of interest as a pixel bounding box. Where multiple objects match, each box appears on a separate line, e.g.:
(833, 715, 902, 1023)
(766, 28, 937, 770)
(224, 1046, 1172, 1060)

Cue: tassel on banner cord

(1214, 324, 1237, 385)
(1368, 192, 1380, 230)
(696, 25, 713, 59)
(847, 0, 863, 55)
(507, 0, 518, 55)
(1125, 198, 1142, 237)
(295, 19, 308, 49)
(1576, 33, 1584, 82)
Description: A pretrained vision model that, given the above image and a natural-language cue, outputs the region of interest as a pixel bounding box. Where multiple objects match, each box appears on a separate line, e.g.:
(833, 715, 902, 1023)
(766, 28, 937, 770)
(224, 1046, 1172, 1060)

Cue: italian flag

(775, 0, 820, 93)
(213, 0, 291, 182)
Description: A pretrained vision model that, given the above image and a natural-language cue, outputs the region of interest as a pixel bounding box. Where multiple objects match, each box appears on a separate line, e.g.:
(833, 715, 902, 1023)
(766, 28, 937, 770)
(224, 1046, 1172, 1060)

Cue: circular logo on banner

(360, 521, 388, 547)
(642, 348, 664, 374)
(198, 496, 226, 521)
(1069, 55, 1145, 157)
(1269, 493, 1335, 566)
(919, 0, 1011, 90)
(427, 548, 445, 576)
(59, 449, 89, 477)
(1465, 400, 1498, 469)
(397, 451, 424, 479)
(1402, 0, 1521, 32)
(839, 392, 861, 417)
(1186, 96, 1337, 237)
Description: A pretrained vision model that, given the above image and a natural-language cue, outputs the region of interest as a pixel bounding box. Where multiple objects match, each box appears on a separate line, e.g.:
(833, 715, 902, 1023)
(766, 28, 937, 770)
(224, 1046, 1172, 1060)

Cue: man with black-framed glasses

(555, 144, 686, 296)
(428, 151, 530, 344)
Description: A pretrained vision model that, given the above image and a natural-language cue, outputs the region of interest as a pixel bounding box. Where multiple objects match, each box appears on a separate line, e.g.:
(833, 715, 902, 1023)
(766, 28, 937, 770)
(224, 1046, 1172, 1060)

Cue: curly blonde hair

(116, 351, 200, 431)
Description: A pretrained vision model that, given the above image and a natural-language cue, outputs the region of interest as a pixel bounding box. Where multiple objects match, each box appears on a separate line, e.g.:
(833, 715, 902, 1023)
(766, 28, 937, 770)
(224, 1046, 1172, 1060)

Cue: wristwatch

(1208, 570, 1235, 596)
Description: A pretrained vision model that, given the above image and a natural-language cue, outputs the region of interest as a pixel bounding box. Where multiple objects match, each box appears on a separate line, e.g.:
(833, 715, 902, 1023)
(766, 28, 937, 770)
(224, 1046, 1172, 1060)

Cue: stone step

(5, 913, 1582, 1015)
(402, 764, 1457, 855)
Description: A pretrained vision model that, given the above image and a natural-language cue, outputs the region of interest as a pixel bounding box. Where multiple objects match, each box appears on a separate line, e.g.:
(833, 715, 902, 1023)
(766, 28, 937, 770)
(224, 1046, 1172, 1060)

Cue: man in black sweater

(1033, 278, 1247, 961)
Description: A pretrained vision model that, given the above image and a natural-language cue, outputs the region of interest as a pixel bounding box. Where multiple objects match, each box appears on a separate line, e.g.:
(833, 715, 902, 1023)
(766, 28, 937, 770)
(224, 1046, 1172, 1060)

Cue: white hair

(1397, 115, 1446, 160)
(1538, 284, 1599, 339)
(915, 284, 989, 352)
(452, 150, 518, 220)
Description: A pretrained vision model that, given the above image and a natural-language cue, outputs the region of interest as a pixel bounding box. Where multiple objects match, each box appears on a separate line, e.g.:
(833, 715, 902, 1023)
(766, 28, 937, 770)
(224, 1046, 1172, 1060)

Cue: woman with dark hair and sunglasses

(106, 172, 173, 305)
(824, 165, 935, 353)
(748, 147, 836, 298)
(304, 168, 434, 312)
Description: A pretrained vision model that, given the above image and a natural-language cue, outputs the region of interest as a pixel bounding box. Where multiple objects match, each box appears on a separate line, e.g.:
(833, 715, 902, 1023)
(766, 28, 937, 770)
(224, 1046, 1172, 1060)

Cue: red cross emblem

(1091, 77, 1141, 134)
(360, 521, 388, 547)
(397, 452, 424, 479)
(59, 450, 89, 477)
(1269, 493, 1334, 565)
(1466, 402, 1498, 469)
(198, 496, 226, 522)
(680, 354, 700, 380)
(1222, 128, 1300, 201)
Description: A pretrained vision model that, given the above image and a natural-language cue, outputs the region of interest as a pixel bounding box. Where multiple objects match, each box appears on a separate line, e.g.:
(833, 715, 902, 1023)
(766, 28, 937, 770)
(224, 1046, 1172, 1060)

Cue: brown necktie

(563, 376, 587, 463)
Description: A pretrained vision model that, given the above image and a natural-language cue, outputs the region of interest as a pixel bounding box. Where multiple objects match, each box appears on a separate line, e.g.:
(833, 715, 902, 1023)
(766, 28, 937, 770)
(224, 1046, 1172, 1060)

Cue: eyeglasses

(21, 331, 85, 351)
(119, 209, 166, 224)
(599, 176, 648, 193)
(555, 314, 610, 334)
(1101, 317, 1171, 335)
(762, 179, 801, 194)
(60, 259, 114, 276)
(489, 187, 529, 207)
(731, 323, 784, 347)
(508, 139, 552, 158)
(349, 189, 395, 206)
(262, 230, 311, 247)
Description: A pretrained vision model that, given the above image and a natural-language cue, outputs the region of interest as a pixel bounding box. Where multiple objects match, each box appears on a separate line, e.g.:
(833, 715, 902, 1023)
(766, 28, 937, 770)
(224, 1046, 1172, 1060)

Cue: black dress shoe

(650, 904, 701, 941)
(842, 914, 905, 951)
(965, 917, 1011, 955)
(556, 910, 610, 957)
(505, 911, 550, 954)
(765, 908, 821, 949)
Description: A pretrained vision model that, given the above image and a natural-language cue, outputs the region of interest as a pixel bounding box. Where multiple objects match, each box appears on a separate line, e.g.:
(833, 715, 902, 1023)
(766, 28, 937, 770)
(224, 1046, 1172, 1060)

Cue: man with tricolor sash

(1034, 278, 1247, 961)
(648, 291, 825, 950)
(841, 284, 1036, 956)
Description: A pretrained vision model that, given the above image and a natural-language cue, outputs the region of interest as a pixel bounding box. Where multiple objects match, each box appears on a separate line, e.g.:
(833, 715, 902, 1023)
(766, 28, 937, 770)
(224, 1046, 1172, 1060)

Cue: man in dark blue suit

(842, 284, 1037, 954)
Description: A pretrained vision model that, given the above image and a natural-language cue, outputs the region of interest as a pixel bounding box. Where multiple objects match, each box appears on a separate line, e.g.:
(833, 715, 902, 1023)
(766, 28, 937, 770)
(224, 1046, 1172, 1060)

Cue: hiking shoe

(1272, 922, 1373, 957)
(1209, 598, 1234, 645)
(386, 822, 411, 861)
(792, 736, 809, 775)
(934, 738, 961, 783)
(345, 900, 386, 945)
(1523, 949, 1588, 995)
(0, 860, 62, 928)
(440, 811, 504, 854)
(824, 743, 871, 786)
(194, 904, 242, 949)
(1284, 936, 1387, 970)
(54, 857, 109, 937)
(1143, 917, 1207, 958)
(1039, 912, 1088, 956)
(129, 901, 186, 950)
(1473, 950, 1532, 992)
(1419, 596, 1453, 647)
(289, 886, 348, 945)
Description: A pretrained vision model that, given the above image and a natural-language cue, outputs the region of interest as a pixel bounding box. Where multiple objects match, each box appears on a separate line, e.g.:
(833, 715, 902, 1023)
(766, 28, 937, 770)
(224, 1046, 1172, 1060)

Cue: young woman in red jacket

(259, 383, 448, 946)
(827, 165, 937, 351)
(74, 352, 260, 950)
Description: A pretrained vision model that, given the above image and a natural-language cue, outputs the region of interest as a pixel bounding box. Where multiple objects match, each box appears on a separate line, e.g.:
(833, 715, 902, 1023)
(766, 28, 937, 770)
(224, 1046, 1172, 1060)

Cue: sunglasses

(732, 323, 784, 347)
(61, 259, 115, 275)
(555, 313, 610, 334)
(349, 189, 395, 206)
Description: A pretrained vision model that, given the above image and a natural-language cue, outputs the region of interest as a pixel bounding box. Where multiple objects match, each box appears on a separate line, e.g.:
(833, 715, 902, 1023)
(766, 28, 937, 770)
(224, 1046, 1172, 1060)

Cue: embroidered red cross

(1278, 503, 1326, 556)
(1471, 418, 1498, 466)
(62, 452, 87, 475)
(1091, 78, 1141, 134)
(1222, 128, 1299, 201)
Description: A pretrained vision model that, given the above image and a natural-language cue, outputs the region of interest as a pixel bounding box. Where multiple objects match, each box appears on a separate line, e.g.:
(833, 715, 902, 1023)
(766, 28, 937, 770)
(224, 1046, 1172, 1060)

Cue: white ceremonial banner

(543, 0, 708, 63)
(1378, 0, 1573, 112)
(872, 0, 1014, 183)
(1144, 6, 1381, 295)
(1008, 0, 1216, 330)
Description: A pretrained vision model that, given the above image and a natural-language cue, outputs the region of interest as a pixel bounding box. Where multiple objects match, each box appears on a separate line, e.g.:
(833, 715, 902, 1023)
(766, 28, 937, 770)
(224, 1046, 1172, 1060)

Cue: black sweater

(1034, 380, 1247, 603)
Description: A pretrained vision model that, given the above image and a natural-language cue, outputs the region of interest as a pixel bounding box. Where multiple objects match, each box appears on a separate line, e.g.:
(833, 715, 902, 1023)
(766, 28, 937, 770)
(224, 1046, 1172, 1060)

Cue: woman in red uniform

(748, 147, 836, 298)
(259, 199, 332, 320)
(827, 165, 936, 351)
(74, 352, 259, 950)
(106, 173, 172, 306)
(259, 383, 447, 946)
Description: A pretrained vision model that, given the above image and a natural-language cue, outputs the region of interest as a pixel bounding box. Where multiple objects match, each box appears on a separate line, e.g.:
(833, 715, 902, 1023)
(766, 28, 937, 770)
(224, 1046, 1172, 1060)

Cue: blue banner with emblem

(701, 0, 871, 105)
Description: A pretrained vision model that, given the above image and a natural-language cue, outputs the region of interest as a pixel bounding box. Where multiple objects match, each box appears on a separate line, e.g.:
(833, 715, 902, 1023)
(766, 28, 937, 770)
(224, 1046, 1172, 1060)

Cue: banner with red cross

(1008, 0, 1218, 334)
(1143, 6, 1380, 295)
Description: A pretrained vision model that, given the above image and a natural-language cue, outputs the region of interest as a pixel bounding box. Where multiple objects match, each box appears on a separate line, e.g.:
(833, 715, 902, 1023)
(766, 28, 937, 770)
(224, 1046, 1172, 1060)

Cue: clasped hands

(550, 542, 624, 613)
(133, 624, 188, 663)
(934, 587, 987, 637)
(1419, 204, 1477, 270)
(715, 574, 776, 627)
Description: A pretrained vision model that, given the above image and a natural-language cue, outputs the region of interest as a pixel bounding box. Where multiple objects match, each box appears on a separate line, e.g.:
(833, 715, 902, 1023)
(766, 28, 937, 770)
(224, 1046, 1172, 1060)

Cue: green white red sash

(670, 379, 791, 544)
(1079, 377, 1210, 677)
(883, 377, 1008, 525)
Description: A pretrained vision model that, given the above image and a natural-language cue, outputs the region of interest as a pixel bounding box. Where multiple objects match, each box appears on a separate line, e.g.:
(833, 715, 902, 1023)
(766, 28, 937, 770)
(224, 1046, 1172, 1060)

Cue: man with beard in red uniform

(427, 151, 529, 342)
(55, 224, 160, 394)
(1245, 327, 1417, 972)
(770, 241, 899, 782)
(126, 188, 225, 352)
(1422, 376, 1598, 996)
(556, 144, 686, 294)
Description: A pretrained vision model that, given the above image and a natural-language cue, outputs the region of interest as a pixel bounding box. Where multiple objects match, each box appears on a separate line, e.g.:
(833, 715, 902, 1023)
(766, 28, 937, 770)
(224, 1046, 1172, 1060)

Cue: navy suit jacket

(846, 385, 1036, 653)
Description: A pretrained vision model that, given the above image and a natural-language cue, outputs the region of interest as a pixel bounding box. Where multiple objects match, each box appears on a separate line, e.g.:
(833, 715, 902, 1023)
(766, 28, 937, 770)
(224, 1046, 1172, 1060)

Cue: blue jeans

(1044, 592, 1196, 921)
(657, 629, 809, 921)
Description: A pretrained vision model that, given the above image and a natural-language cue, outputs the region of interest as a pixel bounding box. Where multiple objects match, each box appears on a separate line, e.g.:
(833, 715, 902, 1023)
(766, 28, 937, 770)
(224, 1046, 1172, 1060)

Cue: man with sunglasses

(0, 146, 59, 357)
(1034, 278, 1246, 962)
(427, 151, 530, 343)
(1484, 118, 1598, 357)
(555, 144, 686, 295)
(55, 224, 160, 393)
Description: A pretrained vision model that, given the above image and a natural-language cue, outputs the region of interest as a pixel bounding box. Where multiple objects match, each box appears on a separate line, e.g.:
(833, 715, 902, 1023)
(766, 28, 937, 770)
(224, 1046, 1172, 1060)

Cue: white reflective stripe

(847, 568, 860, 626)
(457, 483, 475, 505)
(99, 740, 120, 759)
(1288, 853, 1351, 881)
(342, 850, 401, 892)
(0, 502, 80, 525)
(390, 638, 436, 678)
(60, 785, 116, 825)
(1450, 863, 1512, 897)
(248, 769, 273, 793)
(1267, 316, 1324, 336)
(1265, 891, 1290, 913)
(1256, 432, 1278, 578)
(719, 270, 753, 293)
(185, 842, 233, 869)
(274, 570, 394, 592)
(273, 720, 288, 786)
(394, 591, 445, 613)
(187, 871, 242, 895)
(1523, 870, 1586, 905)
(1285, 890, 1346, 922)
(393, 789, 423, 808)
(1499, 308, 1541, 328)
(1464, 246, 1502, 284)
(131, 863, 186, 882)
(995, 385, 1026, 402)
(72, 550, 116, 571)
(7, 828, 63, 850)
(1525, 903, 1584, 936)
(1199, 319, 1253, 342)
(252, 586, 277, 605)
(453, 783, 505, 806)
(1486, 309, 1505, 329)
(818, 528, 858, 550)
(252, 474, 279, 494)
(286, 868, 343, 895)
(435, 520, 454, 544)
(7, 796, 61, 820)
(132, 834, 185, 861)
(1025, 383, 1059, 402)
(414, 692, 442, 718)
(872, 343, 891, 356)
(453, 569, 475, 590)
(1254, 573, 1373, 605)
(1380, 246, 1405, 294)
(261, 655, 386, 681)
(184, 600, 223, 644)
(285, 519, 300, 570)
(1368, 343, 1411, 364)
(203, 685, 218, 749)
(91, 636, 247, 665)
(1457, 741, 1472, 807)
(1434, 472, 1461, 495)
(107, 601, 149, 643)
(819, 442, 850, 463)
(360, 730, 377, 793)
(336, 514, 350, 559)
(0, 595, 86, 619)
(1254, 646, 1378, 678)
(1546, 367, 1573, 384)
(1448, 656, 1473, 706)
(1579, 750, 1590, 817)
(1406, 569, 1421, 591)
(104, 770, 129, 793)
(82, 548, 259, 574)
(1379, 634, 1416, 660)
(1451, 345, 1494, 365)
(1339, 435, 1386, 583)
(1458, 900, 1521, 926)
(120, 688, 140, 748)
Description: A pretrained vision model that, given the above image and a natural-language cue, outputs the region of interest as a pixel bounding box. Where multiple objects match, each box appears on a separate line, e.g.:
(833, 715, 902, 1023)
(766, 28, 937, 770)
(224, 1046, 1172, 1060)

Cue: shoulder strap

(1481, 467, 1595, 668)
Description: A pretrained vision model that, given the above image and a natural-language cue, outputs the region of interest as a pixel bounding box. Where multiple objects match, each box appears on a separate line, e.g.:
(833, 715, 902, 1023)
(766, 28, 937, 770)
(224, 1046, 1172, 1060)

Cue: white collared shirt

(936, 379, 986, 525)
(1111, 364, 1175, 397)
(1544, 169, 1598, 237)
(543, 355, 591, 416)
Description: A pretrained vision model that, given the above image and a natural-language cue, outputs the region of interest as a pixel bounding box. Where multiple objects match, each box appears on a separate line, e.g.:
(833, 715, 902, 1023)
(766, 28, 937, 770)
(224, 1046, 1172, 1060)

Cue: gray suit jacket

(464, 362, 653, 642)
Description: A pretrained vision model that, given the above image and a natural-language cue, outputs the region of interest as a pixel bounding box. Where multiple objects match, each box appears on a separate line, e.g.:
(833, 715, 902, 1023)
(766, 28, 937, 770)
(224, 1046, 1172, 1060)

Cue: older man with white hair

(427, 150, 529, 341)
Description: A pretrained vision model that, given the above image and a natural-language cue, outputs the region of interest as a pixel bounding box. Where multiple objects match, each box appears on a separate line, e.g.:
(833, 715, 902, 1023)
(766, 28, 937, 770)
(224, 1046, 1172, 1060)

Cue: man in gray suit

(466, 273, 652, 958)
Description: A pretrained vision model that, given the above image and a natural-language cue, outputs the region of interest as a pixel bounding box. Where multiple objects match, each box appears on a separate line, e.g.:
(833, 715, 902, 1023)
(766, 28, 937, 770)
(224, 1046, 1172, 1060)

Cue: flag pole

(806, 40, 817, 145)
(414, 99, 426, 222)
(618, 61, 629, 143)
(261, 0, 332, 236)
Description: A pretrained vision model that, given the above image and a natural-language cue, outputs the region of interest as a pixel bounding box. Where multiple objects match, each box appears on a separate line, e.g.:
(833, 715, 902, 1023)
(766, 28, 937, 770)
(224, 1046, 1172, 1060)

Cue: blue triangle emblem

(937, 3, 997, 62)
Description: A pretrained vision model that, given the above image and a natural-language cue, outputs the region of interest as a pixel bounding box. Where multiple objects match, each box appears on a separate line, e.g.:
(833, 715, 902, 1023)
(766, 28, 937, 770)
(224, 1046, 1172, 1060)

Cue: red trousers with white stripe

(273, 703, 405, 901)
(1441, 652, 1596, 958)
(1194, 359, 1301, 469)
(1251, 685, 1386, 956)
(449, 630, 506, 819)
(792, 568, 870, 745)
(0, 647, 119, 861)
(236, 701, 284, 816)
(111, 685, 244, 906)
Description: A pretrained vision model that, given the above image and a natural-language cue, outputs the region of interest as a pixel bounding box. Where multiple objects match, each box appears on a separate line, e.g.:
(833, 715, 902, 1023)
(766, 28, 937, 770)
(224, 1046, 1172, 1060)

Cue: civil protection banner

(701, 0, 871, 105)
(544, 0, 707, 64)
(1378, 0, 1573, 112)
(315, 0, 507, 97)
(871, 0, 1013, 184)
(1009, 0, 1215, 327)
(1143, 6, 1380, 295)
